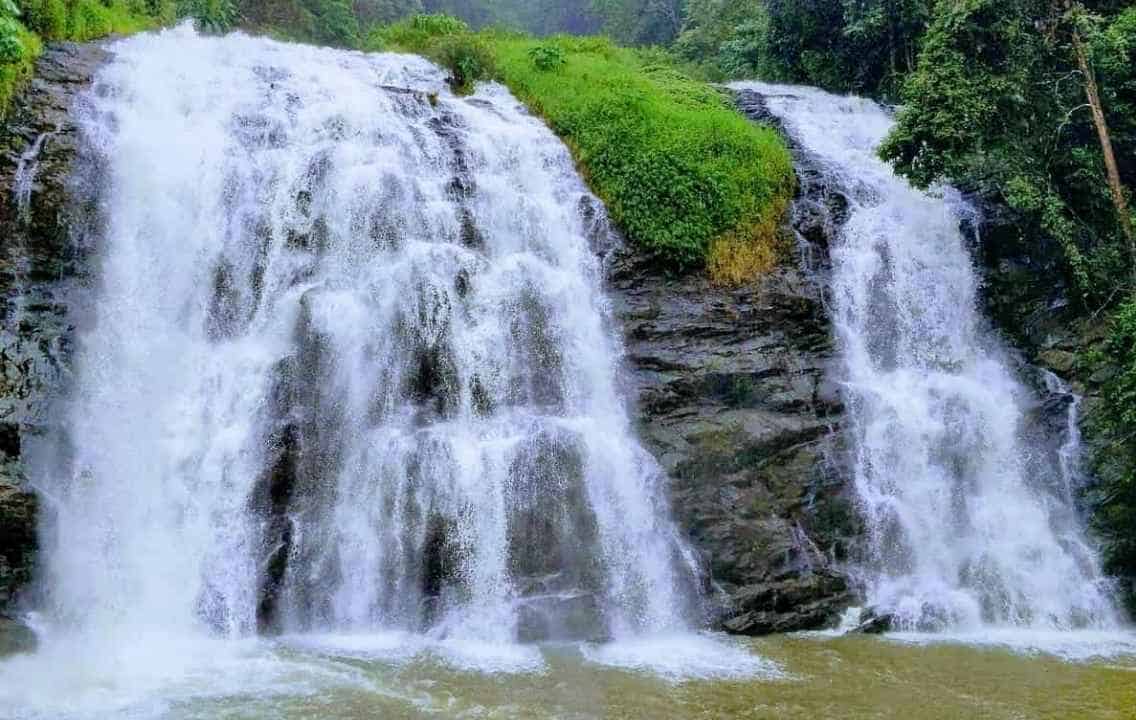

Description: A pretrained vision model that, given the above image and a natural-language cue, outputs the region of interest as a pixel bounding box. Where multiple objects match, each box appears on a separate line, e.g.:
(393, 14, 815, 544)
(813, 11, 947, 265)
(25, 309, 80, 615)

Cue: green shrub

(303, 0, 357, 47)
(0, 18, 39, 115)
(408, 12, 464, 36)
(1089, 296, 1136, 613)
(0, 0, 23, 62)
(496, 36, 792, 274)
(369, 15, 490, 93)
(17, 0, 68, 39)
(0, 0, 162, 120)
(69, 0, 114, 41)
(177, 0, 237, 33)
(433, 33, 493, 92)
(367, 12, 465, 49)
(527, 43, 564, 71)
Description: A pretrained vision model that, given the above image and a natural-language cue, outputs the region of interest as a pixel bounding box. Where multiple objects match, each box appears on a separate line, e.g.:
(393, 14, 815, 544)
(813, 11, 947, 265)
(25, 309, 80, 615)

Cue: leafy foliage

(352, 0, 420, 26)
(526, 42, 564, 71)
(178, 0, 237, 32)
(880, 0, 1135, 305)
(367, 19, 794, 275)
(0, 0, 24, 63)
(1089, 296, 1136, 613)
(590, 0, 682, 45)
(433, 31, 493, 90)
(675, 0, 932, 94)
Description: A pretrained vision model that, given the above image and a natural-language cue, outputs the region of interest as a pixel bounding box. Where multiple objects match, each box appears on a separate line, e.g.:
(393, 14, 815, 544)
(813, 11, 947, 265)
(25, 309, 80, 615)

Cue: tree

(1061, 1, 1135, 283)
(881, 0, 1135, 300)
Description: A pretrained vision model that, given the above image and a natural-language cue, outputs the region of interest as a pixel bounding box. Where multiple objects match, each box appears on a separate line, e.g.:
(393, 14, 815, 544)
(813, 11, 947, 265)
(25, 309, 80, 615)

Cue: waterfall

(26, 24, 699, 660)
(732, 82, 1121, 632)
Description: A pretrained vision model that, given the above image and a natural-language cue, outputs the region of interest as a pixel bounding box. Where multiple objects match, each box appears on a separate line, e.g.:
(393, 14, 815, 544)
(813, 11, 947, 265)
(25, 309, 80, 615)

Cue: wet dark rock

(506, 429, 603, 597)
(516, 592, 608, 643)
(422, 514, 461, 602)
(723, 572, 852, 634)
(850, 607, 893, 634)
(249, 357, 301, 634)
(0, 615, 36, 656)
(0, 464, 37, 609)
(0, 42, 110, 615)
(608, 242, 859, 635)
(594, 91, 865, 635)
(458, 208, 485, 249)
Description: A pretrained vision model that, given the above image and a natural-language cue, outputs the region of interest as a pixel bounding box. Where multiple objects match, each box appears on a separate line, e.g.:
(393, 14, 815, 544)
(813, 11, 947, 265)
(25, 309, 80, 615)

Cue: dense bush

(352, 0, 420, 26)
(0, 0, 24, 62)
(303, 0, 358, 46)
(527, 42, 563, 71)
(367, 11, 465, 47)
(880, 1, 1135, 305)
(431, 31, 492, 90)
(369, 15, 491, 92)
(673, 0, 932, 94)
(17, 0, 67, 38)
(177, 0, 237, 32)
(1089, 297, 1136, 613)
(367, 18, 794, 276)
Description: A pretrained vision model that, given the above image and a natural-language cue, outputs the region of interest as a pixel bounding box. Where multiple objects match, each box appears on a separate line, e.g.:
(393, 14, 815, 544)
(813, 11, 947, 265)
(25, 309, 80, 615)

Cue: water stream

(732, 81, 1122, 633)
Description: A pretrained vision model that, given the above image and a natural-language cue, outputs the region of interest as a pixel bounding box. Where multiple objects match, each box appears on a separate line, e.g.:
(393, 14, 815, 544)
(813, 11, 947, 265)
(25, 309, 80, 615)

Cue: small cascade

(13, 128, 57, 222)
(732, 81, 1121, 632)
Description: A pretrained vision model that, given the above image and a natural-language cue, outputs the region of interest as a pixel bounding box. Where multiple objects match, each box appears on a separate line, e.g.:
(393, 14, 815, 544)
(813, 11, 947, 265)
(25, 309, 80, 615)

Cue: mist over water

(733, 81, 1122, 633)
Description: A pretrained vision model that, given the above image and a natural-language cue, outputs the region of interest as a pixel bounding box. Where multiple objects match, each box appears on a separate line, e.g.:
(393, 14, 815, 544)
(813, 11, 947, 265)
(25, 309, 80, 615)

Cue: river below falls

(4, 631, 1136, 719)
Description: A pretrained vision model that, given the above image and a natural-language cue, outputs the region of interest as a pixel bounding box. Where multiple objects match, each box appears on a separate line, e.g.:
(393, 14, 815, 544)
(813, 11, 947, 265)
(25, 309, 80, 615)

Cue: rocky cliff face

(0, 42, 108, 612)
(607, 249, 858, 634)
(605, 89, 863, 634)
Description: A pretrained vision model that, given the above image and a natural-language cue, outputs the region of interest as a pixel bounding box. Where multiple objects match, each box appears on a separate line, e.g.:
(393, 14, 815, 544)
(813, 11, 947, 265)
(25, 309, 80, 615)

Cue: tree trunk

(1068, 10, 1136, 284)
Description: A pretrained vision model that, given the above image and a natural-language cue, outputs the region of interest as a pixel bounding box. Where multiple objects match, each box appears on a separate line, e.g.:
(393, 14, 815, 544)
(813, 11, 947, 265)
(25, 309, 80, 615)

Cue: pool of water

(4, 631, 1134, 719)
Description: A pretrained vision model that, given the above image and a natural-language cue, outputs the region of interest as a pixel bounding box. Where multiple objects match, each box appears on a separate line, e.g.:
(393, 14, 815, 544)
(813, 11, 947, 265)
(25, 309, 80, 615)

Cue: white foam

(883, 628, 1136, 662)
(0, 634, 372, 720)
(581, 633, 786, 682)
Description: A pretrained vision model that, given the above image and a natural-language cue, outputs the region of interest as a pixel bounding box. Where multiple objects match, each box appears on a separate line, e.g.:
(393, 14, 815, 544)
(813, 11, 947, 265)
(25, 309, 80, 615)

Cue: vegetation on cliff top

(0, 1, 169, 113)
(367, 15, 794, 278)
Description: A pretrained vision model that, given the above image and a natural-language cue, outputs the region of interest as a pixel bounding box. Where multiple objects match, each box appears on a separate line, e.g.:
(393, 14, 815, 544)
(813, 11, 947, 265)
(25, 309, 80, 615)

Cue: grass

(0, 24, 40, 115)
(366, 16, 794, 279)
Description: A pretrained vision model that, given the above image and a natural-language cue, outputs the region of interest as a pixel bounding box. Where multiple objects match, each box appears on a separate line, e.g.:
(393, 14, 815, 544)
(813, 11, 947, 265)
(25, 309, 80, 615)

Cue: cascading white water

(19, 22, 699, 676)
(732, 82, 1121, 632)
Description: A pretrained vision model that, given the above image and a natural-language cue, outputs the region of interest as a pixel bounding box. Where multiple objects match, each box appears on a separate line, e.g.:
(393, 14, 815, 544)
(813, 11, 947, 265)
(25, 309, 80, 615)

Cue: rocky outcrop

(0, 42, 109, 614)
(608, 250, 858, 634)
(606, 91, 862, 633)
